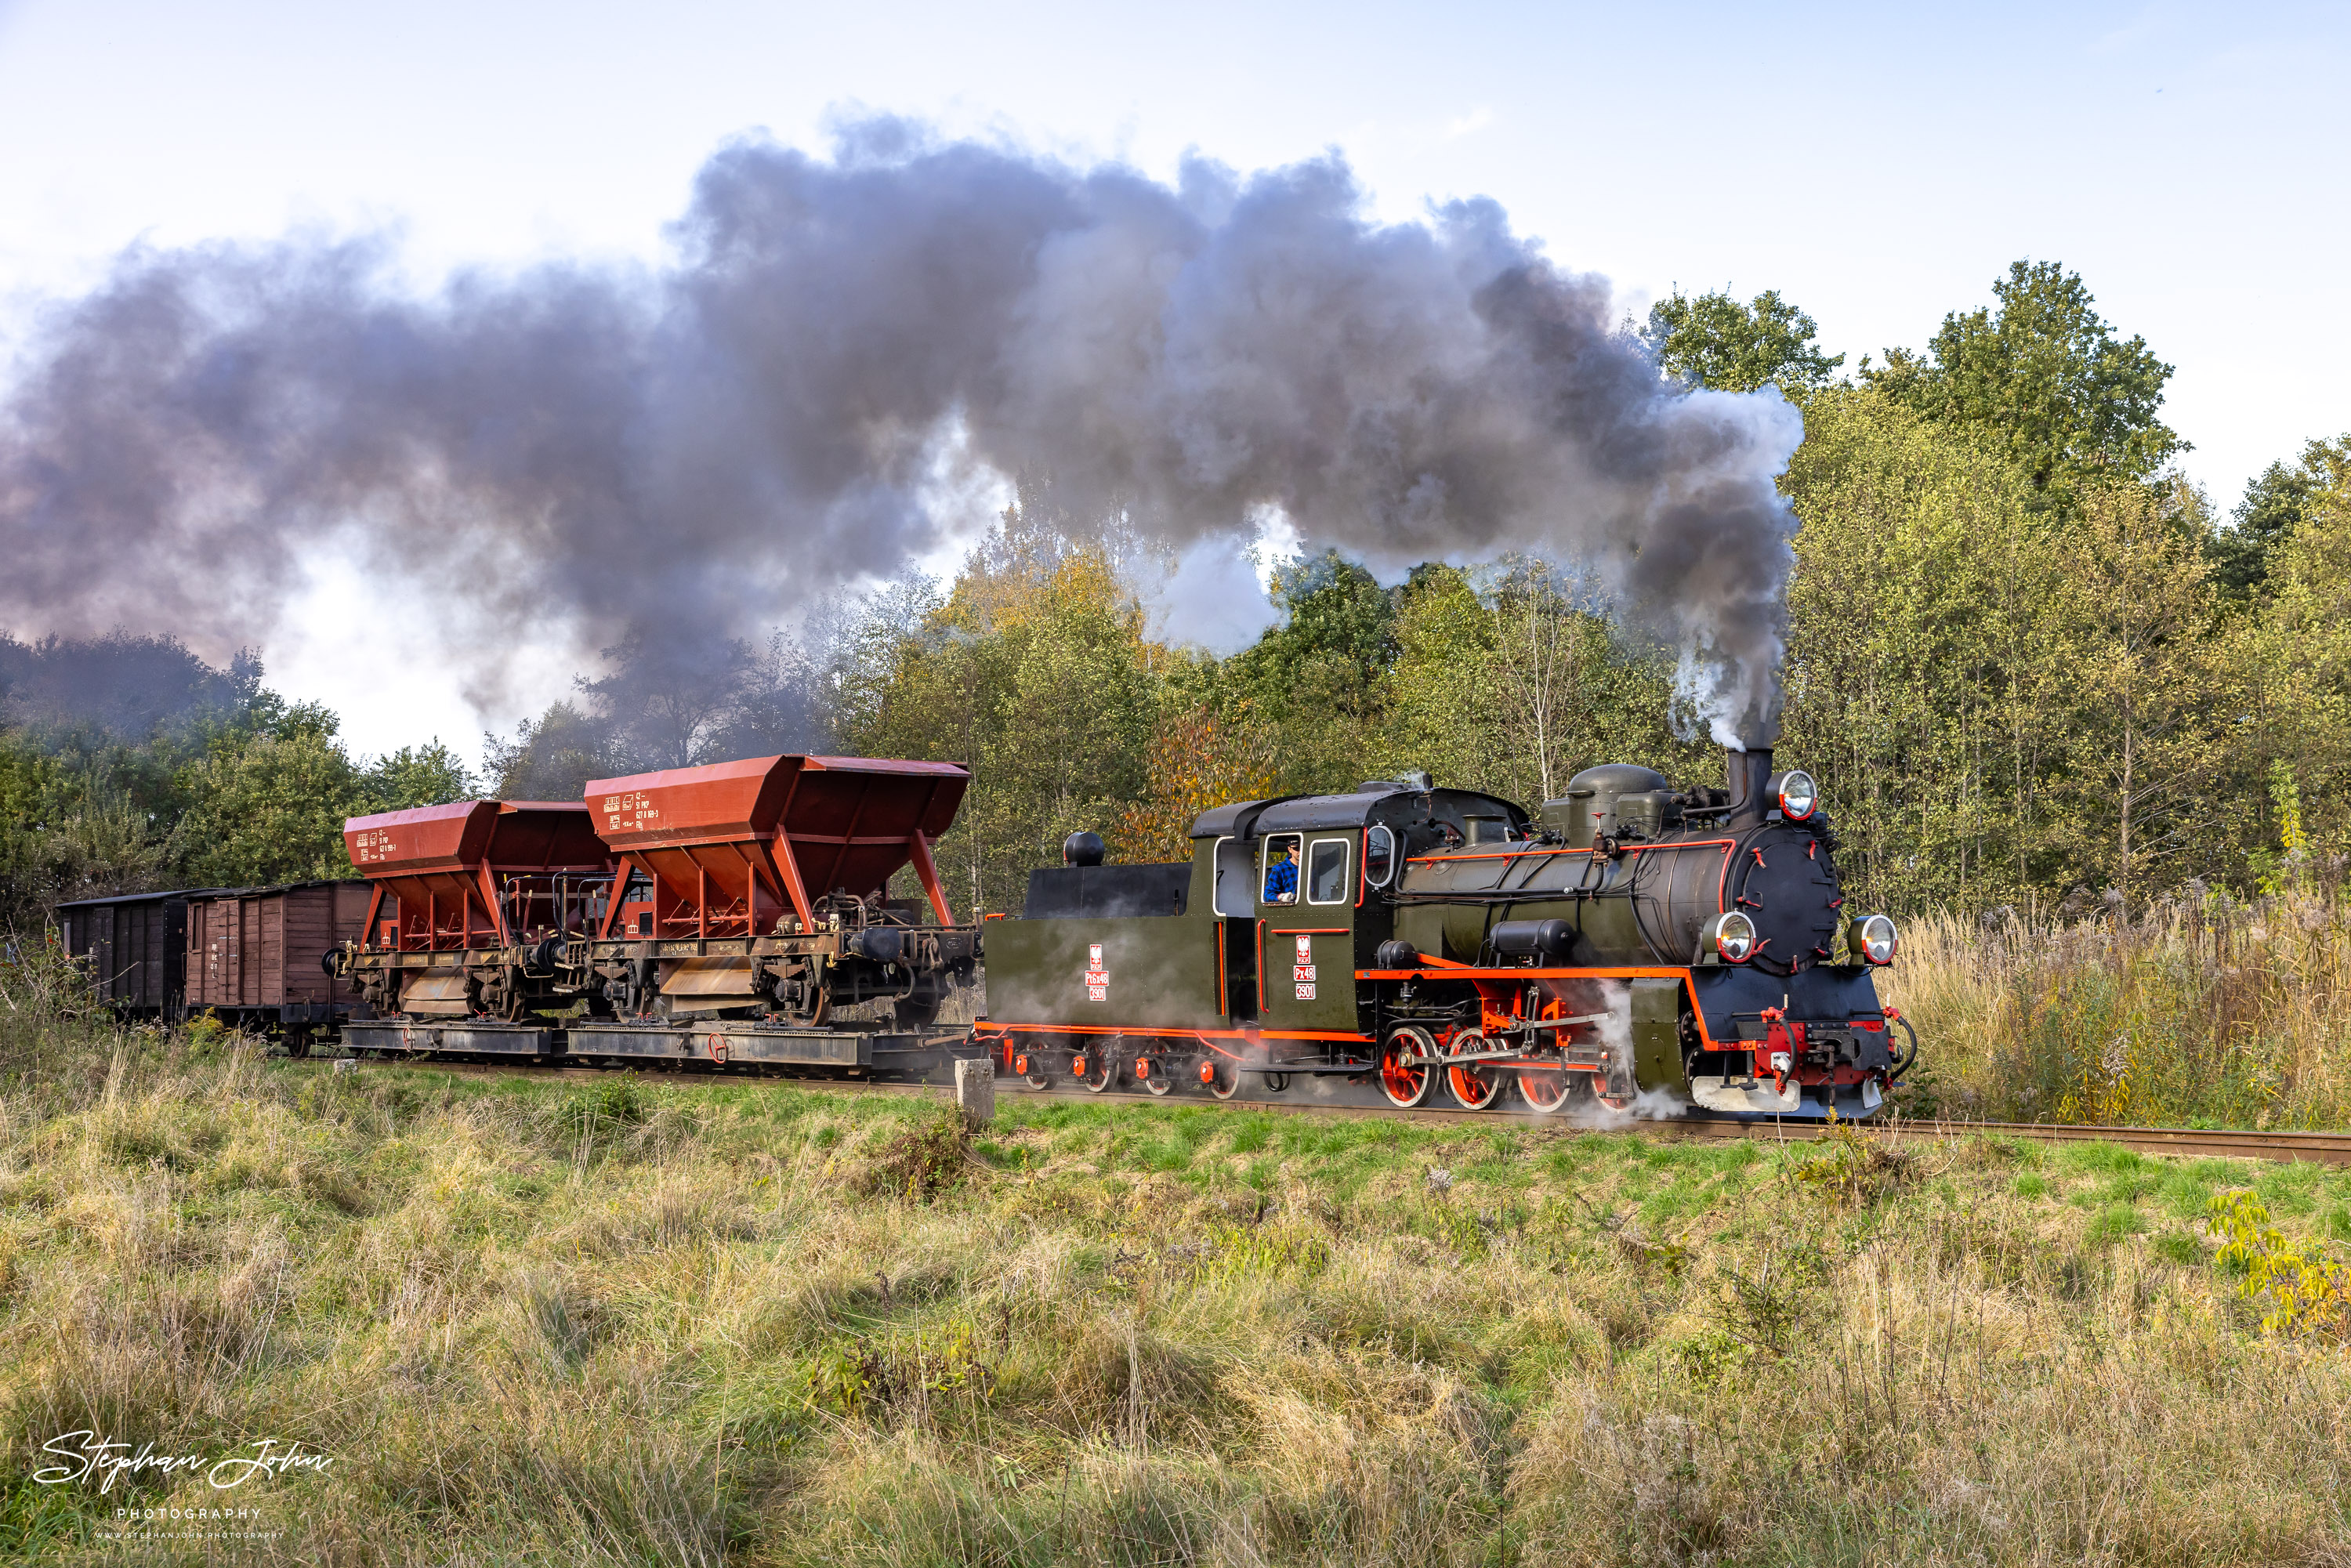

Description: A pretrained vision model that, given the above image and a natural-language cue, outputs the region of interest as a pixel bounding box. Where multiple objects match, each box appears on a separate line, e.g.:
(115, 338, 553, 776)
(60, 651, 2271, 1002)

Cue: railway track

(282, 1055, 2351, 1167)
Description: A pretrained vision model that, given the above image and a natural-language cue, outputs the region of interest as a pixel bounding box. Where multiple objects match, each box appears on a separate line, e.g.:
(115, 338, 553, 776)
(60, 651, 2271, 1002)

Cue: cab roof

(1189, 785, 1528, 841)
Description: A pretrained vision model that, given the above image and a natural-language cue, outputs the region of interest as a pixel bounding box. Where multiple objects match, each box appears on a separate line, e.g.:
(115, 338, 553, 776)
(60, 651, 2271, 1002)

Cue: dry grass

(2, 1011, 2349, 1564)
(1883, 885, 2351, 1128)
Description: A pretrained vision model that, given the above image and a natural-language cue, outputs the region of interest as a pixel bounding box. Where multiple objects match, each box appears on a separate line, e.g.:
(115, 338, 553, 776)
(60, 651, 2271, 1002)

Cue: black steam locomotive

(977, 745, 1910, 1117)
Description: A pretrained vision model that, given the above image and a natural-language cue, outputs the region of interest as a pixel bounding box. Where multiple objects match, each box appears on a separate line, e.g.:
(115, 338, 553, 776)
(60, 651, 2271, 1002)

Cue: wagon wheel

(1379, 1026, 1436, 1109)
(1204, 1057, 1241, 1100)
(1447, 1032, 1502, 1111)
(776, 968, 830, 1027)
(892, 990, 944, 1031)
(1137, 1057, 1173, 1096)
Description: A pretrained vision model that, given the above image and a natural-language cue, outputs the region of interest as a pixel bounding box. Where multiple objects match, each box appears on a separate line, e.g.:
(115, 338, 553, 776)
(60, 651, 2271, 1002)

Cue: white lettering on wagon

(602, 791, 661, 833)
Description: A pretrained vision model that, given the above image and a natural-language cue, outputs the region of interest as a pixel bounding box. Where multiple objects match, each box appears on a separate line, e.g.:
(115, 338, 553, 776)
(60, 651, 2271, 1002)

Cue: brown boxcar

(56, 889, 231, 1016)
(184, 881, 375, 1038)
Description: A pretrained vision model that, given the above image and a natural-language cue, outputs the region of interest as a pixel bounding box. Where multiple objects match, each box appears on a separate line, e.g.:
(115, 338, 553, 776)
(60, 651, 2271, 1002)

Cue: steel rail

(279, 1056, 2351, 1167)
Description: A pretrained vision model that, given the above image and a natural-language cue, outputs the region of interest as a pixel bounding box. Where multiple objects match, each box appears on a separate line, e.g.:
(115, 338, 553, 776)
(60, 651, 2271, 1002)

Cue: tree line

(5, 258, 2343, 929)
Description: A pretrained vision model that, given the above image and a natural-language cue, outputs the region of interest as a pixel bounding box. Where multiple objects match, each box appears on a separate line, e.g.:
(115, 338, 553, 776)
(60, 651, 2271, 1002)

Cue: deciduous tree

(1643, 288, 1844, 396)
(1868, 260, 2183, 512)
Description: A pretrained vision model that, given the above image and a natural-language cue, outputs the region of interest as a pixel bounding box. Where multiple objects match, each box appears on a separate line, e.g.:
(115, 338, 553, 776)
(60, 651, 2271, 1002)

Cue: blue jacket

(1264, 858, 1298, 901)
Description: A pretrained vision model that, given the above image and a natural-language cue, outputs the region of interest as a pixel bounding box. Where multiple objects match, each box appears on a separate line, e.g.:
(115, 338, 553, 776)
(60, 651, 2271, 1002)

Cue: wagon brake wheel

(1379, 1026, 1436, 1109)
(1447, 1031, 1502, 1111)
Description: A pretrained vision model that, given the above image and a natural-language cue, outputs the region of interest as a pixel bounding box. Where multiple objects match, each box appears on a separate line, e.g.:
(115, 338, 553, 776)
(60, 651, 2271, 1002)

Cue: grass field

(3, 1016, 2350, 1566)
(1882, 890, 2351, 1131)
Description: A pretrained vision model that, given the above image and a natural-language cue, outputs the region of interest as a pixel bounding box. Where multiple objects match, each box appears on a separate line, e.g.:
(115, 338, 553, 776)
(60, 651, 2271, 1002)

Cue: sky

(1, 0, 2345, 762)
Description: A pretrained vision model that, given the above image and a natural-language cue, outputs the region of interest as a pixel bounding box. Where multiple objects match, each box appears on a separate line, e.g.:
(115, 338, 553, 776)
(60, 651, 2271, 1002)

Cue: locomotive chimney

(1726, 746, 1774, 830)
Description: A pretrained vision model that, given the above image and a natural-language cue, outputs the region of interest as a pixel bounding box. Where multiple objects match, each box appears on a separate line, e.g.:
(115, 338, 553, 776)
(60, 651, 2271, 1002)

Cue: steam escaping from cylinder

(0, 118, 1802, 743)
(1583, 980, 1690, 1123)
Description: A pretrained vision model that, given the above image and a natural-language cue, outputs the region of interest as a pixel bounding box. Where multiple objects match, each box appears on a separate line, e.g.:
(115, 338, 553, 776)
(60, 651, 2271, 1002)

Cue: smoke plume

(0, 118, 1802, 744)
(0, 631, 259, 742)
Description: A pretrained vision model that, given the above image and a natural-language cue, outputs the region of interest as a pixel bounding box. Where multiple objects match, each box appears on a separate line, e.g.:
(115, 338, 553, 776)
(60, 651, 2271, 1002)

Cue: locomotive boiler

(977, 745, 1910, 1117)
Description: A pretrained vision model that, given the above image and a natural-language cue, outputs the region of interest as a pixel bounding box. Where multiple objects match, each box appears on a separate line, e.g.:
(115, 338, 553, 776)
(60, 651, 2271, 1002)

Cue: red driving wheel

(1380, 1027, 1436, 1108)
(1447, 1030, 1501, 1111)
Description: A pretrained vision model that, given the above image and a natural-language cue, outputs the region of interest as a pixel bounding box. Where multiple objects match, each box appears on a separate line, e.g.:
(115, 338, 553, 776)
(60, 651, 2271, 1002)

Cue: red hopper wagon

(338, 798, 614, 1056)
(332, 754, 983, 1076)
(567, 753, 977, 1071)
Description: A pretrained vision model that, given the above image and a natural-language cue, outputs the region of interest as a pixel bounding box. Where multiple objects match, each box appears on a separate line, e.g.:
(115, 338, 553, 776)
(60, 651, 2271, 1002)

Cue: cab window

(1364, 824, 1396, 888)
(1306, 838, 1350, 904)
(1260, 835, 1302, 904)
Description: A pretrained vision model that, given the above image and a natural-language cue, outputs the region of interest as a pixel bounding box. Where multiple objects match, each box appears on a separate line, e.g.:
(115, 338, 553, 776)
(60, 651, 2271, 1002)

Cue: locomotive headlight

(1703, 911, 1759, 964)
(1770, 769, 1818, 821)
(1846, 914, 1899, 965)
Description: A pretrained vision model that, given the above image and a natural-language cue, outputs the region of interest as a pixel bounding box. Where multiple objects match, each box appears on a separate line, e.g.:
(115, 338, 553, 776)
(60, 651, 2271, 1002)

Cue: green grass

(4, 1016, 2351, 1565)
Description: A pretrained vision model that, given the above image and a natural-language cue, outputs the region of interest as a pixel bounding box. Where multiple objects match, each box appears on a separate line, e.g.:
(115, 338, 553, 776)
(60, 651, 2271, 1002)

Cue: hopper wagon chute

(566, 754, 980, 1070)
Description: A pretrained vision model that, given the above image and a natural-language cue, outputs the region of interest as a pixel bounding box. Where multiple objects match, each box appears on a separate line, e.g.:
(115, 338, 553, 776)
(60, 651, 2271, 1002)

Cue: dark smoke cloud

(0, 630, 258, 742)
(0, 118, 1802, 744)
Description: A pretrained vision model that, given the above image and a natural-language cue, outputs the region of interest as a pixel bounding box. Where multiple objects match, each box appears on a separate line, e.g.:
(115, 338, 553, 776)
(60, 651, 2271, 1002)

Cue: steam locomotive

(321, 743, 1908, 1118)
(979, 744, 1909, 1118)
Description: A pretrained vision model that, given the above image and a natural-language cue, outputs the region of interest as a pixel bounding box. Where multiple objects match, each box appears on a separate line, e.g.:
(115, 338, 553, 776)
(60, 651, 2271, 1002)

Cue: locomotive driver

(1264, 842, 1299, 903)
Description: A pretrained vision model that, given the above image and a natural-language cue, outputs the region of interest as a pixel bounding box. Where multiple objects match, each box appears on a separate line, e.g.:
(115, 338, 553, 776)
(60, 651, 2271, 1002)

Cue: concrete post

(954, 1056, 996, 1128)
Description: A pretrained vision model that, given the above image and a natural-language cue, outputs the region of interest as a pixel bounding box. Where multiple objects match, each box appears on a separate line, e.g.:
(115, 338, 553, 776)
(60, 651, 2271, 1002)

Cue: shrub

(858, 1110, 973, 1202)
(2208, 1189, 2351, 1340)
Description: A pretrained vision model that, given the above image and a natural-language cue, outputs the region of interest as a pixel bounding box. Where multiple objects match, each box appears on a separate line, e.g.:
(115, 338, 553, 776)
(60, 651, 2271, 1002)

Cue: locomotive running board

(1689, 1074, 1882, 1119)
(343, 1021, 560, 1056)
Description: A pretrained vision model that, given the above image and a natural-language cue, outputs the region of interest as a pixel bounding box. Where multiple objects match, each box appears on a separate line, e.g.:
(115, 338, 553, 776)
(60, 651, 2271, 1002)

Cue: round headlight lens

(1774, 769, 1818, 821)
(1847, 914, 1898, 965)
(1708, 911, 1758, 963)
